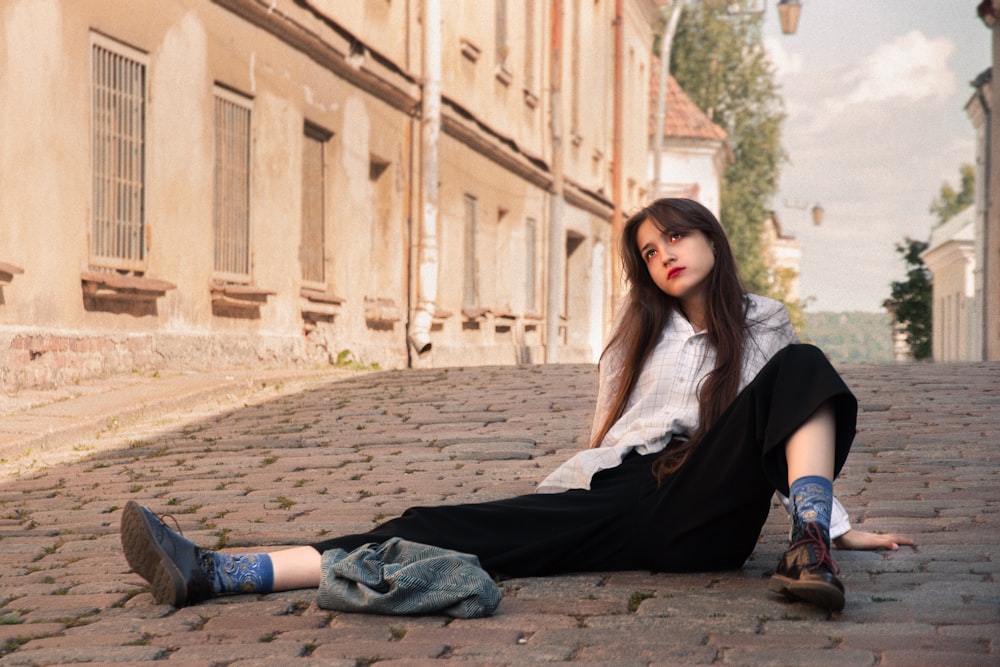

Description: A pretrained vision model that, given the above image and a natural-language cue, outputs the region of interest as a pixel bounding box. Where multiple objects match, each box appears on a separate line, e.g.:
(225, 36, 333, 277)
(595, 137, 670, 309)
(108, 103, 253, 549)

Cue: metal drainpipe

(409, 0, 441, 356)
(545, 0, 565, 363)
(653, 1, 683, 197)
(611, 0, 625, 315)
(980, 85, 992, 361)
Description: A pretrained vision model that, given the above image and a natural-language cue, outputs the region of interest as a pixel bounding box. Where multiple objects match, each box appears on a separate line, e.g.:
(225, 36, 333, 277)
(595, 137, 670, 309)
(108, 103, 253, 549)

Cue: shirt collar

(665, 310, 706, 338)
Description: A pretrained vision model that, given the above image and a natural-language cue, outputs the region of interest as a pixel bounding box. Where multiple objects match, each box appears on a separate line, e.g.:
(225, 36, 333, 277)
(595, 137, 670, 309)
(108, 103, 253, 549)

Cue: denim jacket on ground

(317, 537, 501, 618)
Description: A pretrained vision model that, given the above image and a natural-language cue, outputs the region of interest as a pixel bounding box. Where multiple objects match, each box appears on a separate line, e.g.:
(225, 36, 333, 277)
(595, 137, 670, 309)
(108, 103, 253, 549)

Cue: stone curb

(0, 367, 360, 475)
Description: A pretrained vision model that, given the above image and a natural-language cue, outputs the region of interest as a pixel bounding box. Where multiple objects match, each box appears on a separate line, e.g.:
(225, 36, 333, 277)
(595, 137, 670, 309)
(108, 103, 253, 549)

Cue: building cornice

(213, 0, 614, 220)
(440, 98, 553, 190)
(211, 0, 421, 115)
(564, 178, 614, 218)
(921, 238, 976, 272)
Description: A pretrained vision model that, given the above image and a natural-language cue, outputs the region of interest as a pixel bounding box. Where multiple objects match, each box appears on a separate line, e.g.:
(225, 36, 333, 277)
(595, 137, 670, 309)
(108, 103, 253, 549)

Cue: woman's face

(636, 218, 716, 306)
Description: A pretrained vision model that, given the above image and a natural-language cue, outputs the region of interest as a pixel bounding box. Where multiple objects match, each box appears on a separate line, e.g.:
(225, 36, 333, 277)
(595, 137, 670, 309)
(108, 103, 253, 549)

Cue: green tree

(882, 238, 932, 360)
(929, 163, 974, 225)
(664, 0, 787, 294)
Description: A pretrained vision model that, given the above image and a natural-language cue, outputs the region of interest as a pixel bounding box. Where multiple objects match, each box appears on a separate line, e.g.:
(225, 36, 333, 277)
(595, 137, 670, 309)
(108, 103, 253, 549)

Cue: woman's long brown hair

(590, 198, 748, 483)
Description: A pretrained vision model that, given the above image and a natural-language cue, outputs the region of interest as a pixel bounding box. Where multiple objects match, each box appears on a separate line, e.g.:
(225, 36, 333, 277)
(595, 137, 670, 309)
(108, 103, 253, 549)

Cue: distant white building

(762, 212, 802, 304)
(966, 9, 999, 360)
(921, 207, 979, 361)
(648, 70, 731, 219)
(965, 65, 992, 361)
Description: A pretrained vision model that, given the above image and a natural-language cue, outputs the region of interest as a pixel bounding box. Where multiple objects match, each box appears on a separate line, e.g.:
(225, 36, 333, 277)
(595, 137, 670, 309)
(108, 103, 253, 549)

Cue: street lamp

(810, 203, 823, 226)
(777, 0, 802, 35)
(784, 200, 824, 226)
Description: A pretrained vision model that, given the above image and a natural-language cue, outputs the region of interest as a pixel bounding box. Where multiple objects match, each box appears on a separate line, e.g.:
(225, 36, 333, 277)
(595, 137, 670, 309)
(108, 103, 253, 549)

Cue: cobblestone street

(0, 361, 997, 666)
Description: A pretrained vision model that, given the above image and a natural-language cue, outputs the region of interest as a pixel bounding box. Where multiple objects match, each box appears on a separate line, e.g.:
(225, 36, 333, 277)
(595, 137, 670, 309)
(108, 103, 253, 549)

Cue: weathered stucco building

(0, 0, 657, 389)
(921, 207, 977, 361)
(972, 1, 1000, 360)
(761, 212, 801, 305)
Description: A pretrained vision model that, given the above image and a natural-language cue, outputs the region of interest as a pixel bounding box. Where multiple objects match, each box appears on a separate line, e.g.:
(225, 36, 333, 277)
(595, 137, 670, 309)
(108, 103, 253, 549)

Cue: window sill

(462, 307, 492, 321)
(495, 66, 512, 86)
(81, 271, 176, 301)
(301, 288, 345, 322)
(302, 287, 345, 305)
(0, 262, 24, 286)
(460, 37, 481, 63)
(364, 297, 400, 324)
(210, 283, 275, 308)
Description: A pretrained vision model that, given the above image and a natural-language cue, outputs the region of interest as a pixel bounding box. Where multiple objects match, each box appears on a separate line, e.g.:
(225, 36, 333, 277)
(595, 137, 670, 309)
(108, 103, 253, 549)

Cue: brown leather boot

(768, 522, 845, 611)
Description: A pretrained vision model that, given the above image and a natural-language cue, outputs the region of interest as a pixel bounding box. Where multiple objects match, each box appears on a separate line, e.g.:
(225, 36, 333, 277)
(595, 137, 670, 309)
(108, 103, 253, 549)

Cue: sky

(760, 1, 991, 313)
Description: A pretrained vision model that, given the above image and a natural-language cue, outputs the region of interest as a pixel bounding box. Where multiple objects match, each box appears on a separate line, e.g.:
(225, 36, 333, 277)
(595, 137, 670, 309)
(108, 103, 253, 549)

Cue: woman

(121, 198, 912, 615)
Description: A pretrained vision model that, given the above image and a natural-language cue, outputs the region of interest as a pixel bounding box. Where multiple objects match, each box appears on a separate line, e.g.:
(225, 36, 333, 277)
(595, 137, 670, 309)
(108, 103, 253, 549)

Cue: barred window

(213, 87, 252, 281)
(525, 217, 537, 313)
(90, 35, 146, 270)
(463, 194, 479, 310)
(300, 123, 330, 286)
(570, 0, 581, 136)
(495, 0, 508, 70)
(524, 0, 536, 91)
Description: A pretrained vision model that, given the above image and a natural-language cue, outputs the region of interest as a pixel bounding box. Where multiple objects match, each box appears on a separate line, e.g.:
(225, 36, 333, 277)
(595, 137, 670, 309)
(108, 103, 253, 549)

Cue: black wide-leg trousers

(309, 344, 857, 576)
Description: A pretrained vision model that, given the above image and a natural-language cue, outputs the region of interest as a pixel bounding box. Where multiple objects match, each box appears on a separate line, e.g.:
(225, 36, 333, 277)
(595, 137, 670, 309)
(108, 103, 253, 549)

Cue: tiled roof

(649, 59, 728, 142)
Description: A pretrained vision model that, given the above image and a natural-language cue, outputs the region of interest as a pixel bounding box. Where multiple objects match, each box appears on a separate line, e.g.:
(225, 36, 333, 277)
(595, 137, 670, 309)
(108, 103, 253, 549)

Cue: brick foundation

(0, 329, 326, 391)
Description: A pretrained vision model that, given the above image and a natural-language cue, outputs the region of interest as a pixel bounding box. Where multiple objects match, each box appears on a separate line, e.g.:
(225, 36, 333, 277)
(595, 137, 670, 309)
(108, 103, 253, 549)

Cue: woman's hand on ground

(833, 529, 915, 551)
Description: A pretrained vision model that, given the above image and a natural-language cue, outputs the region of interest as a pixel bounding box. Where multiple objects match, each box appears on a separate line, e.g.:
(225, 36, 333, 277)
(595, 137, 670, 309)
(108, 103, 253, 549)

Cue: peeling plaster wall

(0, 0, 655, 387)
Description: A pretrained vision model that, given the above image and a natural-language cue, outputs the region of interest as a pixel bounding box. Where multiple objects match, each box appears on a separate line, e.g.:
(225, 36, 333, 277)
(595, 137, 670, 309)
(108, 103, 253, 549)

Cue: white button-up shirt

(536, 294, 851, 538)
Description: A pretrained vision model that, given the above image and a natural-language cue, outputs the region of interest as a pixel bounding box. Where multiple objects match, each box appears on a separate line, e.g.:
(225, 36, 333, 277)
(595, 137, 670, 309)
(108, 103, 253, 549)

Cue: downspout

(652, 0, 683, 196)
(981, 85, 992, 361)
(610, 0, 625, 313)
(409, 0, 441, 356)
(989, 11, 1000, 360)
(545, 0, 565, 362)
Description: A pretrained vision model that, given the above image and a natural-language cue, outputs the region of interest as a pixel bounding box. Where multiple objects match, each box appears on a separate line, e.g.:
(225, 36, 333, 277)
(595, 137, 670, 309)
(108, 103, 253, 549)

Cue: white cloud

(764, 35, 803, 78)
(829, 30, 956, 112)
(768, 9, 987, 313)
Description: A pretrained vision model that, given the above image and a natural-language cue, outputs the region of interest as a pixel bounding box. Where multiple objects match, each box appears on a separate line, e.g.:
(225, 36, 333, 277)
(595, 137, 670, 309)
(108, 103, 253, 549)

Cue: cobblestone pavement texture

(0, 361, 997, 666)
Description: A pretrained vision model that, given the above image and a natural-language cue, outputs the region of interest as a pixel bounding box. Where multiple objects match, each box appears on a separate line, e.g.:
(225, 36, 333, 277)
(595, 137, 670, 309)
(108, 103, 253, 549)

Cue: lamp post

(651, 1, 684, 198)
(783, 200, 823, 226)
(652, 1, 802, 196)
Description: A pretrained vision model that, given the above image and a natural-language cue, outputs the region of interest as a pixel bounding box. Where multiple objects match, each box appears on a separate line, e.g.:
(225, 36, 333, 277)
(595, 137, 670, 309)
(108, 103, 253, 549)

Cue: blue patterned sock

(210, 552, 275, 595)
(790, 475, 833, 541)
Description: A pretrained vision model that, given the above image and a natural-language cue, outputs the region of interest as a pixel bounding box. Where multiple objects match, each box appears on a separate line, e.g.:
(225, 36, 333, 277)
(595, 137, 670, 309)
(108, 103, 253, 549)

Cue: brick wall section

(0, 331, 332, 391)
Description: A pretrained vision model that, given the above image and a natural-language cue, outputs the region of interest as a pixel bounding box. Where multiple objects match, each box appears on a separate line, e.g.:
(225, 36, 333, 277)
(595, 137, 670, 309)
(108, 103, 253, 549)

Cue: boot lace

(155, 511, 185, 536)
(791, 522, 840, 575)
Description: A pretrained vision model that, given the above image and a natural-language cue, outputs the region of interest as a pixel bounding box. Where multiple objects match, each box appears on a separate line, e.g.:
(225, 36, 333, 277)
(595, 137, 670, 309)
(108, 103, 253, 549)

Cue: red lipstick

(668, 267, 684, 280)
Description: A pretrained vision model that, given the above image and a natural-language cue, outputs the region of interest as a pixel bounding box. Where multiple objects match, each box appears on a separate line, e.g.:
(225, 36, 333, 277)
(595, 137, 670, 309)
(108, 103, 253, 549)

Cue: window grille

(525, 218, 537, 313)
(90, 36, 146, 270)
(495, 0, 508, 69)
(301, 124, 329, 286)
(570, 0, 581, 134)
(213, 88, 252, 281)
(463, 194, 479, 310)
(524, 0, 535, 90)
